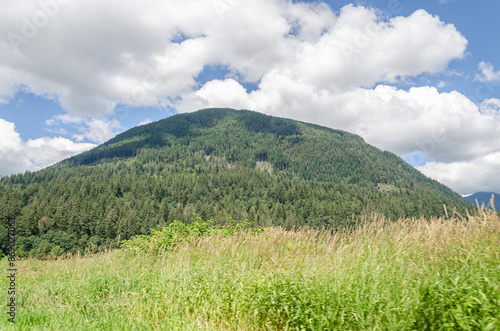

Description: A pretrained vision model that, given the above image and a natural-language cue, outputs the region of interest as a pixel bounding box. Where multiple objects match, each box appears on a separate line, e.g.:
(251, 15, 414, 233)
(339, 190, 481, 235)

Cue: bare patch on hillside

(256, 161, 273, 173)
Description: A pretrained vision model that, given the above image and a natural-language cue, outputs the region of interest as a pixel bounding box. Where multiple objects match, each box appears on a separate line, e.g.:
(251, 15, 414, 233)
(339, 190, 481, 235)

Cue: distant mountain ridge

(0, 108, 473, 256)
(464, 192, 498, 210)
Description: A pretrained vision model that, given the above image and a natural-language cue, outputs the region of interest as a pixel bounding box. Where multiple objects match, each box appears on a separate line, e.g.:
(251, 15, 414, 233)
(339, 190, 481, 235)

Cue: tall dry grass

(1, 206, 499, 330)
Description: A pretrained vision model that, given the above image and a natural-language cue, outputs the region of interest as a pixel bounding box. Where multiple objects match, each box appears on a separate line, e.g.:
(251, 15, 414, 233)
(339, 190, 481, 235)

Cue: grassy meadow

(1, 208, 499, 330)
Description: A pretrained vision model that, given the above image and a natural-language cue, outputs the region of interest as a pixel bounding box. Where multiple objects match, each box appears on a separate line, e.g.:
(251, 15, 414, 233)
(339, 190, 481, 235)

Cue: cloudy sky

(1, 0, 499, 195)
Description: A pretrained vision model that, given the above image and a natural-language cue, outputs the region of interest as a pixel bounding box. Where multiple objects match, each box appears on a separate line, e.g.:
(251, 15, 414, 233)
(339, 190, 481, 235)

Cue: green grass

(1, 208, 499, 330)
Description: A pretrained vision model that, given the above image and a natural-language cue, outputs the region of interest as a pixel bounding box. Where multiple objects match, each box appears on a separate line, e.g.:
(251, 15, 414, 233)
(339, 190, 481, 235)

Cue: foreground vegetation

(1, 207, 499, 330)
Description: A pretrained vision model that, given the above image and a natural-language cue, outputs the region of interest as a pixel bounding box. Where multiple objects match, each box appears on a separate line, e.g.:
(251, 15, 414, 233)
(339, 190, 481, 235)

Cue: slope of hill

(464, 192, 498, 210)
(0, 108, 472, 257)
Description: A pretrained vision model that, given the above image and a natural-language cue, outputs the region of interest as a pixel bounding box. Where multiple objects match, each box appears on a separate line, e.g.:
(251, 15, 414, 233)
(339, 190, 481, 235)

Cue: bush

(122, 216, 261, 253)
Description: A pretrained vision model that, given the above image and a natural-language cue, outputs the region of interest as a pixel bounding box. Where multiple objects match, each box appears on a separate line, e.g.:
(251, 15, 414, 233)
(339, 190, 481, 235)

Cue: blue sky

(1, 0, 499, 195)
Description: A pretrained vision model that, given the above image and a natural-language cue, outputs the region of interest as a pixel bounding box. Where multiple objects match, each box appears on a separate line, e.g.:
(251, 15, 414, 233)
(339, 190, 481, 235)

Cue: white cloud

(418, 152, 500, 195)
(46, 115, 123, 144)
(0, 119, 36, 175)
(1, 0, 498, 193)
(0, 66, 17, 104)
(479, 98, 500, 119)
(0, 119, 24, 154)
(475, 62, 500, 82)
(72, 118, 123, 144)
(138, 118, 152, 126)
(288, 7, 466, 91)
(437, 81, 448, 88)
(25, 136, 96, 168)
(0, 118, 95, 175)
(0, 1, 467, 114)
(45, 113, 84, 126)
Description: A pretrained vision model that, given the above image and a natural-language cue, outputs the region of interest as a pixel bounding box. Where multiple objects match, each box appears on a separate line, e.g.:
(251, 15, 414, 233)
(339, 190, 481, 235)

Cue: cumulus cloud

(479, 98, 500, 117)
(138, 118, 152, 126)
(418, 152, 500, 195)
(0, 66, 17, 104)
(0, 0, 467, 114)
(0, 0, 292, 112)
(46, 114, 124, 144)
(0, 118, 95, 175)
(0, 119, 29, 175)
(25, 137, 96, 168)
(1, 0, 498, 194)
(72, 118, 123, 144)
(291, 7, 466, 90)
(475, 62, 500, 82)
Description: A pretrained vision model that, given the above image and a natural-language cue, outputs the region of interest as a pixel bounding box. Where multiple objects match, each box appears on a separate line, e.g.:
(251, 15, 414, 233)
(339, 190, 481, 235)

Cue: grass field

(1, 208, 499, 330)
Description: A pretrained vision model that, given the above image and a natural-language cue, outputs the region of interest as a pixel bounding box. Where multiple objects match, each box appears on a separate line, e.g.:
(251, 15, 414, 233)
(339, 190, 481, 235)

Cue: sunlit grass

(1, 207, 499, 330)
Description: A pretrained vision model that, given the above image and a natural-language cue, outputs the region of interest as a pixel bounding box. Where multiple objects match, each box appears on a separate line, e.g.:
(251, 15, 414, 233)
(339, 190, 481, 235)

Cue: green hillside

(0, 108, 471, 257)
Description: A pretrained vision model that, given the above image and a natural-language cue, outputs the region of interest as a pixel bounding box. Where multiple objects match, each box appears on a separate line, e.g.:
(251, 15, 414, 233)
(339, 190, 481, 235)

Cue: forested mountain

(464, 192, 498, 210)
(0, 108, 472, 257)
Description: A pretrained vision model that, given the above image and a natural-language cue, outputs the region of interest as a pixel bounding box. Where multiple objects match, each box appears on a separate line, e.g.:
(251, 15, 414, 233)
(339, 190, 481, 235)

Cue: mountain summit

(0, 108, 471, 256)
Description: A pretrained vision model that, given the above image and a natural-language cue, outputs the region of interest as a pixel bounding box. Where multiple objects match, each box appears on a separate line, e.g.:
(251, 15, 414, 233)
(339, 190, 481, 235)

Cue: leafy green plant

(122, 216, 262, 253)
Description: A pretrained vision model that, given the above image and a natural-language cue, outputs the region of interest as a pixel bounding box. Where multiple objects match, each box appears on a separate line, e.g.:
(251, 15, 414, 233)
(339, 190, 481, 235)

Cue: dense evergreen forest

(0, 108, 472, 257)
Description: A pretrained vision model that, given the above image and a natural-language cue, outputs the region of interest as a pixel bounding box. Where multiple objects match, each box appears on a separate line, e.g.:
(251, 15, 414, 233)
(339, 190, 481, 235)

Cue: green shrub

(122, 216, 262, 253)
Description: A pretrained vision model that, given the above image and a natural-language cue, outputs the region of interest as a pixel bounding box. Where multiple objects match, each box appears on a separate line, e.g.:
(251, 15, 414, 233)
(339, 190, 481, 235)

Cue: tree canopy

(0, 108, 472, 257)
